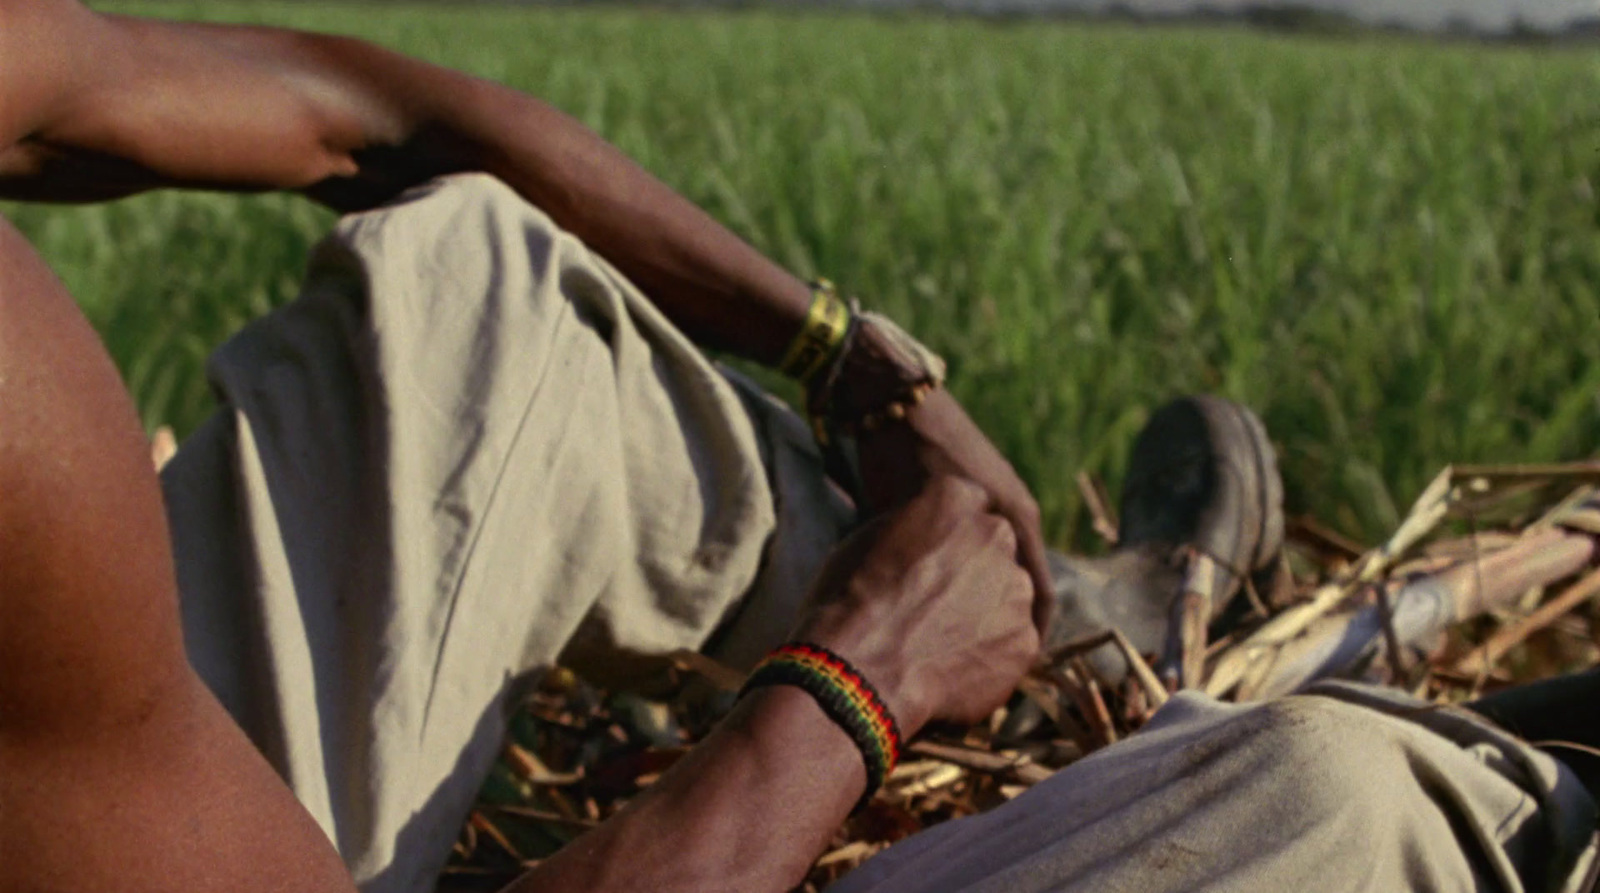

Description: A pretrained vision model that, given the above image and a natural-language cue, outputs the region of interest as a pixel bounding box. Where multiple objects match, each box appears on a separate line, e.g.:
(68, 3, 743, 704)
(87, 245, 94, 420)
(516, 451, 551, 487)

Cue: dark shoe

(1048, 395, 1285, 683)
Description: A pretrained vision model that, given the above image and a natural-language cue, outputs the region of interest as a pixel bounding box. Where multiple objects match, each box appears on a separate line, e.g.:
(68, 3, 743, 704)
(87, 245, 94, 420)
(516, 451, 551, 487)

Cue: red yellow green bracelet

(739, 642, 904, 811)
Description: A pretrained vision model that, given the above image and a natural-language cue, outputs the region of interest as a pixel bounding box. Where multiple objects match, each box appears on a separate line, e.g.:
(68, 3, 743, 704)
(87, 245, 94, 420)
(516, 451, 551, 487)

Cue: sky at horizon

(1158, 0, 1600, 29)
(923, 0, 1600, 30)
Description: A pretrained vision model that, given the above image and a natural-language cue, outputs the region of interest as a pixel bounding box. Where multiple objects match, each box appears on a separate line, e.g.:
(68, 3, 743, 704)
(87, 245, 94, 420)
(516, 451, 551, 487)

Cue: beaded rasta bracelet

(739, 642, 904, 812)
(778, 280, 852, 386)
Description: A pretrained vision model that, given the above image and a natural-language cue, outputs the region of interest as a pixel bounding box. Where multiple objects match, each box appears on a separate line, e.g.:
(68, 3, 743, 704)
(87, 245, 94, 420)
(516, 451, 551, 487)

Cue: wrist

(739, 642, 910, 810)
(790, 616, 936, 736)
(806, 312, 947, 446)
(776, 279, 853, 385)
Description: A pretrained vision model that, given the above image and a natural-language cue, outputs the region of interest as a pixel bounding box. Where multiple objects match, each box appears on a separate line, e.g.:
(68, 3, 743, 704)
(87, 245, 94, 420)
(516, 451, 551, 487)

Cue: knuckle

(1005, 566, 1034, 609)
(1020, 626, 1042, 664)
(930, 474, 986, 511)
(989, 515, 1018, 553)
(922, 473, 958, 501)
(970, 510, 1006, 544)
(1011, 565, 1034, 600)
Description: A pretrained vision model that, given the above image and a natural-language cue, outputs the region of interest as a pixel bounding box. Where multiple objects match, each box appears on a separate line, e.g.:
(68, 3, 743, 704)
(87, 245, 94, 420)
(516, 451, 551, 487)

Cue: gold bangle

(778, 279, 852, 385)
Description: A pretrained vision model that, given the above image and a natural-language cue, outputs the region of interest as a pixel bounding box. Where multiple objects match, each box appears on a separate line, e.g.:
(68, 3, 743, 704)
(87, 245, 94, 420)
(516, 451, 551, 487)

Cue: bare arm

(0, 10, 1050, 887)
(0, 0, 1055, 615)
(0, 219, 358, 893)
(509, 688, 866, 892)
(510, 477, 1039, 892)
(0, 238, 1037, 893)
(0, 0, 812, 361)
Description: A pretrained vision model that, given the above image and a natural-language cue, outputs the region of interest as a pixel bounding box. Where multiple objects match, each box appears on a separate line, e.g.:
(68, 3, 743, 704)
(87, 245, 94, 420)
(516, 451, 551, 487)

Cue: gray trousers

(162, 174, 1598, 893)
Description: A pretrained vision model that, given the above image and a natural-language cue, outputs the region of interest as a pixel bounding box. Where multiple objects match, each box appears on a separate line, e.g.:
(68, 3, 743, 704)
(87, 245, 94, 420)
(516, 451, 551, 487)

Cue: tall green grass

(7, 3, 1599, 548)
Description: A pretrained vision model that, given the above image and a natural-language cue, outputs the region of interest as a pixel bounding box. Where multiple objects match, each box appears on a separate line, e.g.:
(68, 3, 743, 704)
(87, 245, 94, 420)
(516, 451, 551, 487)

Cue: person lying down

(0, 3, 1595, 891)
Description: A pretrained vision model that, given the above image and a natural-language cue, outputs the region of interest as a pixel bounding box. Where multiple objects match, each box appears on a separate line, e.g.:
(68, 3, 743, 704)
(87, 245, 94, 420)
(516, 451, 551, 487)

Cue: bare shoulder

(0, 216, 360, 893)
(0, 214, 189, 735)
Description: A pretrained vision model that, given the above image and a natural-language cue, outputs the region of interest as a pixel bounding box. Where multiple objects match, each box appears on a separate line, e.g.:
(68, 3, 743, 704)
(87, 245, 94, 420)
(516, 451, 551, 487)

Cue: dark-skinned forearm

(8, 13, 815, 367)
(451, 83, 813, 365)
(502, 686, 865, 893)
(302, 40, 815, 366)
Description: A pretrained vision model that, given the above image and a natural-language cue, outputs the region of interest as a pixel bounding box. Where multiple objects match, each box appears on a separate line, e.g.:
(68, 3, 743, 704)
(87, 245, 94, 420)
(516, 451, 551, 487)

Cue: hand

(793, 476, 1040, 735)
(854, 388, 1055, 634)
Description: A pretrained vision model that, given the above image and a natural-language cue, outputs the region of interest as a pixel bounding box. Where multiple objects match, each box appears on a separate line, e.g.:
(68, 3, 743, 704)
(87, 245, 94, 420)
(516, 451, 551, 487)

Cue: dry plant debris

(437, 462, 1600, 893)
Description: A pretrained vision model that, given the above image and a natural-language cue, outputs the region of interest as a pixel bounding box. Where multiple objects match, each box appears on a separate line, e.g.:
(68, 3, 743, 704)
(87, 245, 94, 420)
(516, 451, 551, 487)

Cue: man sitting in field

(1, 3, 1596, 892)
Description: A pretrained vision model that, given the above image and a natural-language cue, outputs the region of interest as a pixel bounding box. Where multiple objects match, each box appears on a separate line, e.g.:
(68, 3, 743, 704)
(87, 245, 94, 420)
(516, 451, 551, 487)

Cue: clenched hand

(855, 389, 1054, 634)
(794, 475, 1041, 735)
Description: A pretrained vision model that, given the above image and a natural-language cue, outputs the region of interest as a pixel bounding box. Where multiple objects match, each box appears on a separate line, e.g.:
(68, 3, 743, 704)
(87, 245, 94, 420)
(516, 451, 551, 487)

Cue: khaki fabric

(834, 682, 1599, 893)
(162, 173, 850, 893)
(162, 173, 1597, 893)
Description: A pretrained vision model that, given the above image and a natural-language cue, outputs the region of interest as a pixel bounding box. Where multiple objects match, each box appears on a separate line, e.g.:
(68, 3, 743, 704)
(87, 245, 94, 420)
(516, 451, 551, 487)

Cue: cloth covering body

(163, 174, 1599, 893)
